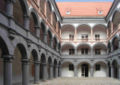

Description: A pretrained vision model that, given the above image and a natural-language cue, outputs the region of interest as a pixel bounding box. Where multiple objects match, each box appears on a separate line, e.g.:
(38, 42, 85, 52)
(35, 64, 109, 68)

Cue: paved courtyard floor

(37, 77, 120, 85)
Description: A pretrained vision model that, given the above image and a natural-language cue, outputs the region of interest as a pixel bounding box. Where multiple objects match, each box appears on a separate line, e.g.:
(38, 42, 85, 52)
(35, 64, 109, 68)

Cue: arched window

(0, 0, 6, 13)
(30, 13, 36, 34)
(13, 0, 24, 26)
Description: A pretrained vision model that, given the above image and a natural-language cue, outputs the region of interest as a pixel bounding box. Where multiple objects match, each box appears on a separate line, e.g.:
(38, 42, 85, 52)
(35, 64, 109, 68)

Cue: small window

(95, 49, 101, 55)
(66, 11, 71, 15)
(81, 48, 88, 55)
(96, 64, 101, 71)
(95, 34, 100, 41)
(98, 10, 103, 15)
(81, 34, 88, 40)
(69, 49, 74, 55)
(69, 34, 74, 40)
(69, 64, 74, 71)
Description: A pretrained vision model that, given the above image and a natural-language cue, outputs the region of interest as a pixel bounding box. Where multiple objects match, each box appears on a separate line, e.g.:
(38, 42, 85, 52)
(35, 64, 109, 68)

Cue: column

(24, 15, 30, 30)
(111, 65, 114, 78)
(6, 0, 14, 17)
(50, 64, 53, 79)
(35, 26, 40, 38)
(34, 61, 40, 84)
(44, 33, 47, 44)
(55, 65, 58, 78)
(58, 65, 61, 77)
(91, 28, 93, 41)
(90, 65, 94, 77)
(118, 65, 120, 80)
(42, 63, 47, 81)
(22, 59, 29, 85)
(50, 39, 53, 48)
(74, 65, 77, 77)
(3, 55, 13, 85)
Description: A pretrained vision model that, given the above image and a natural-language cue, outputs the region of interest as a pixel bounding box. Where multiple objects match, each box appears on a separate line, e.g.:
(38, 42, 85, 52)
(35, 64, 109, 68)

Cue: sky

(56, 0, 114, 2)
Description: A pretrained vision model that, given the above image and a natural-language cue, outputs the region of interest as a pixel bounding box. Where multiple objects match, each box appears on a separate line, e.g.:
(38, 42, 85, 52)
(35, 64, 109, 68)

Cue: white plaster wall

(93, 31, 107, 39)
(93, 63, 107, 77)
(77, 65, 90, 77)
(62, 63, 74, 77)
(61, 31, 74, 39)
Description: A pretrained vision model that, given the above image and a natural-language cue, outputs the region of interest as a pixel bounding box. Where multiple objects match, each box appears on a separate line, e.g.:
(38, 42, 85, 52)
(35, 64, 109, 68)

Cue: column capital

(34, 61, 40, 64)
(3, 55, 13, 60)
(21, 59, 30, 63)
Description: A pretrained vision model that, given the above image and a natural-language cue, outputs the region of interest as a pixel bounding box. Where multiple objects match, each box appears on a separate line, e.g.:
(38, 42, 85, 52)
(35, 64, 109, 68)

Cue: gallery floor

(36, 77, 120, 85)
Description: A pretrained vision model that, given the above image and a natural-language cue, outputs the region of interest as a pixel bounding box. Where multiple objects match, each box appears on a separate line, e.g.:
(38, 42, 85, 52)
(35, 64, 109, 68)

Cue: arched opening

(93, 25, 107, 41)
(40, 22, 46, 41)
(93, 43, 107, 55)
(112, 37, 119, 51)
(53, 59, 57, 78)
(61, 62, 74, 77)
(108, 62, 111, 77)
(77, 25, 91, 41)
(40, 54, 46, 80)
(0, 0, 6, 13)
(29, 11, 38, 35)
(93, 62, 107, 77)
(29, 49, 38, 83)
(47, 30, 52, 47)
(58, 61, 61, 77)
(112, 11, 120, 31)
(61, 44, 75, 55)
(0, 37, 9, 85)
(112, 60, 119, 79)
(13, 0, 25, 26)
(61, 25, 75, 40)
(107, 42, 111, 53)
(13, 44, 27, 85)
(40, 0, 46, 14)
(77, 44, 91, 55)
(52, 12, 57, 28)
(47, 57, 52, 79)
(46, 1, 52, 22)
(53, 37, 57, 50)
(78, 62, 90, 77)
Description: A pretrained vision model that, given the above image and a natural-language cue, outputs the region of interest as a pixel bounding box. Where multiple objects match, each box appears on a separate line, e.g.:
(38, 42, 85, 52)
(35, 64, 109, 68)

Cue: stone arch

(93, 43, 107, 55)
(0, 36, 10, 85)
(112, 10, 120, 31)
(13, 43, 28, 84)
(112, 36, 119, 51)
(29, 8, 39, 35)
(40, 21, 46, 41)
(47, 56, 52, 79)
(40, 53, 46, 80)
(46, 1, 52, 22)
(77, 43, 91, 55)
(93, 61, 107, 77)
(77, 62, 91, 77)
(47, 29, 52, 47)
(61, 43, 75, 55)
(13, 0, 29, 26)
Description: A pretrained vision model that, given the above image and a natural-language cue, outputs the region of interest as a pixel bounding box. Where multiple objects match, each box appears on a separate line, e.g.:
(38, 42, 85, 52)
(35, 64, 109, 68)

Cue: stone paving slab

(36, 77, 120, 85)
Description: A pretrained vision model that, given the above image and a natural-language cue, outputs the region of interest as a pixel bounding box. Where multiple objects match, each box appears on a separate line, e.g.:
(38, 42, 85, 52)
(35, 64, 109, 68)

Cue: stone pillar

(90, 65, 94, 77)
(24, 15, 30, 30)
(42, 63, 47, 81)
(6, 0, 14, 17)
(55, 65, 58, 78)
(34, 61, 40, 84)
(35, 26, 40, 38)
(22, 59, 29, 85)
(44, 33, 48, 44)
(58, 65, 61, 77)
(3, 55, 13, 85)
(50, 39, 53, 48)
(111, 65, 114, 78)
(74, 65, 77, 77)
(50, 64, 53, 79)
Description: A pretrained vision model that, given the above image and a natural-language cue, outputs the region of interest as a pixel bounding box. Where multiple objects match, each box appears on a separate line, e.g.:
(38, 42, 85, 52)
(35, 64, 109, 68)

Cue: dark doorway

(81, 64, 89, 77)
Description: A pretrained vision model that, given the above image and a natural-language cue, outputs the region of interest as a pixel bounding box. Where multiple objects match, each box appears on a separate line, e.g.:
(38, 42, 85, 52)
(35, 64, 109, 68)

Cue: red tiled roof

(56, 2, 112, 17)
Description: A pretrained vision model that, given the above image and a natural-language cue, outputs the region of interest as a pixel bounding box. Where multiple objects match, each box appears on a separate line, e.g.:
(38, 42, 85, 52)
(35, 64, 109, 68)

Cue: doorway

(81, 64, 89, 77)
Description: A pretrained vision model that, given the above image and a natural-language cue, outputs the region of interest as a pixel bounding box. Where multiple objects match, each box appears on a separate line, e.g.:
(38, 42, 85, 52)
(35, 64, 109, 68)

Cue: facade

(0, 0, 120, 85)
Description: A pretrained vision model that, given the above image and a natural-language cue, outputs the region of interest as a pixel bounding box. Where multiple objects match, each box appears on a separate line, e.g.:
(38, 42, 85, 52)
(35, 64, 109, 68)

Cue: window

(95, 49, 101, 55)
(66, 11, 71, 15)
(81, 48, 88, 55)
(95, 34, 100, 41)
(69, 49, 74, 55)
(81, 34, 88, 40)
(69, 34, 74, 40)
(98, 10, 103, 15)
(96, 64, 101, 71)
(69, 64, 74, 71)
